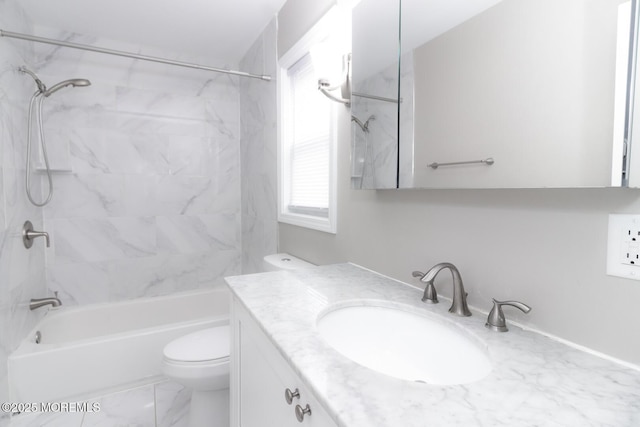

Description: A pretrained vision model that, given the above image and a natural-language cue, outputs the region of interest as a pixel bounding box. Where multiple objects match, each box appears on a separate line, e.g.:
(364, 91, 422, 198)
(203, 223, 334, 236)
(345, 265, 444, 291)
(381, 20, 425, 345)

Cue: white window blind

(286, 53, 331, 218)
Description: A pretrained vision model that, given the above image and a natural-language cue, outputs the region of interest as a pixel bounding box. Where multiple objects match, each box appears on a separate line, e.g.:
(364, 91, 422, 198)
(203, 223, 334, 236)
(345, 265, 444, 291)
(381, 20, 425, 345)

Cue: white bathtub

(8, 288, 229, 402)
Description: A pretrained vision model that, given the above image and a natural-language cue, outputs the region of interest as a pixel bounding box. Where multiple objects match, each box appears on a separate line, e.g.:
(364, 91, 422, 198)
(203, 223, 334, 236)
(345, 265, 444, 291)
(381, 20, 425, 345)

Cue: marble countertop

(225, 263, 640, 427)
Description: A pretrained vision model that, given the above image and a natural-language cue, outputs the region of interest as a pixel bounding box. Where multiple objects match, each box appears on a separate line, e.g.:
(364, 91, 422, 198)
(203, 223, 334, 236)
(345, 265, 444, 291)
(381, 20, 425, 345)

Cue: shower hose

(25, 90, 54, 207)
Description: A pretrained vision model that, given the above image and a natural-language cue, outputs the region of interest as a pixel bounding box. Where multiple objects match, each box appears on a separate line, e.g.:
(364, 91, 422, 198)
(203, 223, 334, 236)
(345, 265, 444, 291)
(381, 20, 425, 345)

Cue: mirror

(350, 0, 400, 189)
(351, 0, 636, 189)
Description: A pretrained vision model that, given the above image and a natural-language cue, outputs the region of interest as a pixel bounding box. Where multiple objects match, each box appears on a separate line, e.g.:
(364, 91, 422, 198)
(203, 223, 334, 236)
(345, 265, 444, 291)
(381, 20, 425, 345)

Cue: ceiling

(19, 0, 289, 64)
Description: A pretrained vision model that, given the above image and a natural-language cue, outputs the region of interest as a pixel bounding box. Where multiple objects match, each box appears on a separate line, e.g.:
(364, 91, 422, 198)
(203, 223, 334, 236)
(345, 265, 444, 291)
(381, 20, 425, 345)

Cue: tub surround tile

(240, 215, 265, 275)
(67, 130, 169, 176)
(156, 214, 238, 255)
(107, 251, 240, 300)
(155, 175, 217, 216)
(51, 217, 156, 264)
(121, 176, 159, 218)
(48, 250, 240, 305)
(45, 174, 127, 219)
(225, 264, 640, 427)
(115, 87, 209, 120)
(33, 129, 73, 172)
(212, 139, 240, 180)
(19, 25, 244, 305)
(47, 262, 111, 306)
(196, 73, 239, 100)
(166, 137, 214, 177)
(0, 3, 50, 410)
(239, 19, 278, 273)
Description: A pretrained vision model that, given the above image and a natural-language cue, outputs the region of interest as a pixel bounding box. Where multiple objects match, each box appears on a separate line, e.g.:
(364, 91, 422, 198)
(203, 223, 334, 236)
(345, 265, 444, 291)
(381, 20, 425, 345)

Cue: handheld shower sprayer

(19, 67, 92, 97)
(19, 66, 92, 207)
(44, 79, 91, 97)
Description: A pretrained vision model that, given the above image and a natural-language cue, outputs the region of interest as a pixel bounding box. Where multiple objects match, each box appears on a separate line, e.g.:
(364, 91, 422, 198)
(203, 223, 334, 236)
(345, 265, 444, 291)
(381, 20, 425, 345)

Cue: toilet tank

(262, 253, 315, 272)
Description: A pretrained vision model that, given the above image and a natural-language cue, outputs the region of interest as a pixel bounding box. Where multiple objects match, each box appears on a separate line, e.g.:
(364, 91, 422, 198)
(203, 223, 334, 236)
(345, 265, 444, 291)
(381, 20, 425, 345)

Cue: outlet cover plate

(607, 214, 640, 280)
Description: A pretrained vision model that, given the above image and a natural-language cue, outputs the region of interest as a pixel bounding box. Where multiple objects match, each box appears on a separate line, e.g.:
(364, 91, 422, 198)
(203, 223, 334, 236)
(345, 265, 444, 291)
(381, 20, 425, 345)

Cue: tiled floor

(8, 381, 191, 427)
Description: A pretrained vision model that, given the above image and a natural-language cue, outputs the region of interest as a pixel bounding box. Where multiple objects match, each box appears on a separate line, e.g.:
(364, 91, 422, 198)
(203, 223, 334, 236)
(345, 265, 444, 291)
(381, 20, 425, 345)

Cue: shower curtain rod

(0, 29, 272, 81)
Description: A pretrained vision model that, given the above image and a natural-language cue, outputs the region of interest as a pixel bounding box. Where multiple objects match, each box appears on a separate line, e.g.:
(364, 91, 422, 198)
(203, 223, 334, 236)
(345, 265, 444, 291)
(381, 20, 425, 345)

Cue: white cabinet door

(231, 298, 338, 427)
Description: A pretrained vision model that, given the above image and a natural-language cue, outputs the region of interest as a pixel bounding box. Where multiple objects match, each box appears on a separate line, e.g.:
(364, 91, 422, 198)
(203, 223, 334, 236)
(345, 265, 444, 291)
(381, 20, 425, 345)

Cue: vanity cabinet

(230, 298, 338, 427)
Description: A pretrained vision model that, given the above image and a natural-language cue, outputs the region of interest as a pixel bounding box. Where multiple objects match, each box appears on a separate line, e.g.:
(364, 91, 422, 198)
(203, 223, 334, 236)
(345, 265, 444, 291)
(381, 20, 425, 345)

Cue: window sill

(278, 211, 336, 234)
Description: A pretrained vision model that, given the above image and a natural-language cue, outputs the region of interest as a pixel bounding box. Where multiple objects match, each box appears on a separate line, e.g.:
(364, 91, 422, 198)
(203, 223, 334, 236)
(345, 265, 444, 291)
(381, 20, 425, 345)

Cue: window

(278, 9, 342, 234)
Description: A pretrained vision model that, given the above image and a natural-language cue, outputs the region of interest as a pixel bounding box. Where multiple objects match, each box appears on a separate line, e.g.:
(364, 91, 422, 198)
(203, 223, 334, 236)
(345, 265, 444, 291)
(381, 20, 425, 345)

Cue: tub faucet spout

(29, 292, 61, 310)
(415, 262, 471, 317)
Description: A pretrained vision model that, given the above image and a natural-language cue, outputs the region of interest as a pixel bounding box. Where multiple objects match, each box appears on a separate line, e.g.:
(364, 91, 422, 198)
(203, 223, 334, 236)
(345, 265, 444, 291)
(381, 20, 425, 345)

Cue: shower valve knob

(22, 221, 50, 248)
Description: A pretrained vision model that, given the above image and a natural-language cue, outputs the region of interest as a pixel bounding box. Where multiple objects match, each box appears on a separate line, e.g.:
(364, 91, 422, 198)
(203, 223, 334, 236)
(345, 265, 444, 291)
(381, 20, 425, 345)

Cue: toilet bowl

(162, 253, 315, 427)
(161, 326, 230, 427)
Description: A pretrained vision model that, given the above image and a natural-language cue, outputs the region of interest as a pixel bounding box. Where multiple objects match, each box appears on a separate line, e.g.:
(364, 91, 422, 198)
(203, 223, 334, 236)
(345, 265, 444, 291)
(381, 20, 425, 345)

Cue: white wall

(278, 1, 640, 365)
(277, 0, 335, 57)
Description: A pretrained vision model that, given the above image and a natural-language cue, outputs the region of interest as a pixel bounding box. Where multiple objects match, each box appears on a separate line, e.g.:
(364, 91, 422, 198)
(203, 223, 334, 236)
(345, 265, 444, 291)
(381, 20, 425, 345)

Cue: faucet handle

(485, 299, 531, 332)
(22, 221, 50, 248)
(412, 271, 438, 304)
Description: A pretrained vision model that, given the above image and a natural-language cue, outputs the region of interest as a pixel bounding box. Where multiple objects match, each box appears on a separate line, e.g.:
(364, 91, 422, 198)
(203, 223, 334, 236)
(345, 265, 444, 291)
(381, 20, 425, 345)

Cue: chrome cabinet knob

(485, 299, 531, 332)
(284, 388, 300, 405)
(295, 404, 311, 422)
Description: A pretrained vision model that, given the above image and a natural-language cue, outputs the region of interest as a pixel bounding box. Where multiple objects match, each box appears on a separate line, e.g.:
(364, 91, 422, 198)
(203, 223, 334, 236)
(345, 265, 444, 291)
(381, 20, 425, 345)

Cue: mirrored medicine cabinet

(350, 0, 640, 189)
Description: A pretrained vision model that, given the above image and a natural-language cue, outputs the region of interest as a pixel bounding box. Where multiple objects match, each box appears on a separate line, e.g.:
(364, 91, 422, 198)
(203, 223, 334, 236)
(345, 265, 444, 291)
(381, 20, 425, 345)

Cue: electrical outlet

(607, 214, 640, 279)
(622, 225, 640, 265)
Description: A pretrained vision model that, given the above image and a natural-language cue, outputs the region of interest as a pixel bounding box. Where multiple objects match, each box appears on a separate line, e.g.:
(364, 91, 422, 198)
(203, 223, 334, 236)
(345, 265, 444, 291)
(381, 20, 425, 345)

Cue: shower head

(43, 78, 91, 97)
(351, 114, 375, 133)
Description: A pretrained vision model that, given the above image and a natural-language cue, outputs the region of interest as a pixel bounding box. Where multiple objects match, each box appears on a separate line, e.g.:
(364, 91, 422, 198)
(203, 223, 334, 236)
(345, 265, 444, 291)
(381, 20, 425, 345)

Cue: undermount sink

(316, 304, 492, 385)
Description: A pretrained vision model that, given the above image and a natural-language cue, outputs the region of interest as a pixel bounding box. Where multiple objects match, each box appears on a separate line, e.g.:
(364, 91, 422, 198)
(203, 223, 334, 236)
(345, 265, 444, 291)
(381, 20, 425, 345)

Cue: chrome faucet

(413, 262, 471, 317)
(29, 292, 61, 310)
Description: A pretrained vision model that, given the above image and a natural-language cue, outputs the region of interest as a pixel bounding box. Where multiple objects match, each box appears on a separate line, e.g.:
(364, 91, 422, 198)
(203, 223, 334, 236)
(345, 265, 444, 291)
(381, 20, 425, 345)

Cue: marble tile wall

(239, 19, 278, 273)
(21, 28, 244, 305)
(0, 0, 48, 422)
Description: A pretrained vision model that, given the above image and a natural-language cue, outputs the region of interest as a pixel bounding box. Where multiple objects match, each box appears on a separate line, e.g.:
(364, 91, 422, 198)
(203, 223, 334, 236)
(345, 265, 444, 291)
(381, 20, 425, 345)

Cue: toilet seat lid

(163, 326, 230, 362)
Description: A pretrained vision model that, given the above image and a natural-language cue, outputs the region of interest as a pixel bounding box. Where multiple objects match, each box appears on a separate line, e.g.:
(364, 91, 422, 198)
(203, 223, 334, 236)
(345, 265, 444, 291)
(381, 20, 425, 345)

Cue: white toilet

(161, 253, 314, 427)
(262, 252, 315, 272)
(162, 327, 230, 427)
